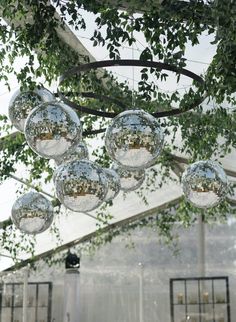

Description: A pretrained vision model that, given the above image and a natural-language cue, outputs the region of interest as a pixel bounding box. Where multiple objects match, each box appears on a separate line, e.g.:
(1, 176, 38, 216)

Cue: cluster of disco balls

(8, 87, 229, 236)
(8, 88, 164, 235)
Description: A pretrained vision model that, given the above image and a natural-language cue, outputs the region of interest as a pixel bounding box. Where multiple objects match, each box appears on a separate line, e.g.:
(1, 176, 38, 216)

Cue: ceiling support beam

(0, 1, 95, 62)
(170, 154, 236, 179)
(5, 196, 182, 271)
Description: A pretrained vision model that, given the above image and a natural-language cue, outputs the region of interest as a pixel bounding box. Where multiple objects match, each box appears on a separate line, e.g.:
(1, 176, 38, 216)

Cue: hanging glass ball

(24, 101, 82, 159)
(111, 163, 145, 192)
(103, 168, 121, 202)
(54, 141, 89, 166)
(54, 160, 108, 212)
(105, 109, 164, 170)
(8, 88, 54, 133)
(11, 191, 54, 234)
(181, 160, 228, 209)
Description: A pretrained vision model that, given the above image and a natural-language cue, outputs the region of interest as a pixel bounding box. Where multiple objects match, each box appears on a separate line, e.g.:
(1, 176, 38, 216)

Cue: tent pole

(197, 214, 206, 277)
(22, 267, 29, 322)
(139, 262, 144, 322)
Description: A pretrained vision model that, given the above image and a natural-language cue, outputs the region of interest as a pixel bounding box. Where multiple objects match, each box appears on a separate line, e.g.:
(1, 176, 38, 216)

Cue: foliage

(0, 0, 236, 258)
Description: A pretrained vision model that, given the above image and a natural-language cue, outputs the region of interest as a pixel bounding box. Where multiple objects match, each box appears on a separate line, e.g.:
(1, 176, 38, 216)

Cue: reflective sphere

(8, 88, 54, 132)
(112, 163, 145, 192)
(25, 101, 82, 159)
(54, 141, 89, 166)
(103, 168, 121, 202)
(105, 109, 164, 169)
(11, 191, 54, 234)
(181, 160, 228, 209)
(54, 160, 108, 212)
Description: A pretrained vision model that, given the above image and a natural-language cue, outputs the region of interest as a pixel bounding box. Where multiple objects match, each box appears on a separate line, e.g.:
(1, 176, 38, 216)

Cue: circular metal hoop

(58, 59, 207, 133)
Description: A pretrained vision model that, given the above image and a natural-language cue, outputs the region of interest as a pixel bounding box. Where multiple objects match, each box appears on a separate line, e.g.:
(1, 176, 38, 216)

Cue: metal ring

(58, 59, 207, 124)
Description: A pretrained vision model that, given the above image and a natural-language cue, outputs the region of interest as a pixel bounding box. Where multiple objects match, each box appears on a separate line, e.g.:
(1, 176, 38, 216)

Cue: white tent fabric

(3, 219, 236, 322)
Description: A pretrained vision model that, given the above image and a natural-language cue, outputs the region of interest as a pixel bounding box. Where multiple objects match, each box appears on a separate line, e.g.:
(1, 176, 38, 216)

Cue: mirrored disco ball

(54, 160, 108, 212)
(54, 141, 89, 166)
(8, 88, 54, 132)
(103, 168, 121, 202)
(112, 163, 145, 192)
(105, 109, 164, 170)
(181, 160, 228, 208)
(53, 164, 65, 198)
(11, 191, 54, 234)
(25, 101, 82, 159)
(53, 166, 60, 185)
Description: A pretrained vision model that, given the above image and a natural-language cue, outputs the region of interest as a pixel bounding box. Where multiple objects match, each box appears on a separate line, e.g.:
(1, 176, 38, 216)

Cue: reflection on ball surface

(54, 141, 89, 166)
(103, 168, 120, 202)
(105, 109, 163, 169)
(8, 88, 54, 132)
(111, 163, 145, 192)
(54, 160, 108, 212)
(181, 160, 228, 208)
(11, 191, 54, 234)
(25, 101, 82, 159)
